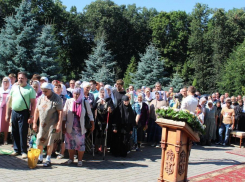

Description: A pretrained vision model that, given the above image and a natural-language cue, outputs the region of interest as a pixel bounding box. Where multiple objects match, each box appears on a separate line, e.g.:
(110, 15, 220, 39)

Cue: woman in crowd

(204, 101, 217, 145)
(83, 82, 95, 108)
(135, 93, 149, 149)
(63, 88, 94, 166)
(111, 95, 135, 157)
(148, 91, 168, 147)
(235, 100, 245, 131)
(33, 83, 63, 167)
(215, 101, 222, 142)
(31, 80, 42, 100)
(93, 87, 114, 153)
(105, 84, 116, 107)
(0, 77, 11, 145)
(53, 80, 67, 107)
(199, 97, 207, 114)
(144, 87, 153, 106)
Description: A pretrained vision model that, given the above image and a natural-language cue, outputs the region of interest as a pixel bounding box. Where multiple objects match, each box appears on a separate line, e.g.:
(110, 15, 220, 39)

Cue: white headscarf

(105, 84, 115, 106)
(0, 77, 12, 94)
(145, 89, 152, 101)
(41, 82, 53, 90)
(97, 87, 109, 103)
(61, 84, 67, 96)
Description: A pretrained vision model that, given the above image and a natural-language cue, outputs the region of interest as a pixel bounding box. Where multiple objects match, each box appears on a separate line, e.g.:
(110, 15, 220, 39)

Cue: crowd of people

(0, 72, 243, 167)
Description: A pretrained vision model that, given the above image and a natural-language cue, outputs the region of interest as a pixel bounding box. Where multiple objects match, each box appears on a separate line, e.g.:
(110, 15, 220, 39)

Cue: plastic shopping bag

(28, 148, 41, 169)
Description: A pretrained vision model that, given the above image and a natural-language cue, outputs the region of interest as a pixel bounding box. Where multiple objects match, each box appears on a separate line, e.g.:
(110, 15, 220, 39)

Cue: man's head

(169, 87, 174, 93)
(89, 80, 97, 91)
(99, 82, 104, 88)
(182, 87, 187, 97)
(225, 92, 229, 98)
(32, 74, 41, 81)
(9, 73, 16, 85)
(225, 98, 232, 108)
(69, 79, 75, 89)
(220, 95, 225, 102)
(238, 99, 243, 106)
(155, 82, 161, 91)
(237, 95, 242, 101)
(129, 85, 134, 92)
(216, 92, 220, 99)
(18, 72, 28, 86)
(116, 79, 124, 92)
(212, 93, 216, 101)
(231, 96, 236, 103)
(187, 86, 196, 96)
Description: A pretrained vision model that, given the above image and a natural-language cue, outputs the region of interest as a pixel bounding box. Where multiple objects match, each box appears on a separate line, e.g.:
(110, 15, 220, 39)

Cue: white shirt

(181, 95, 198, 113)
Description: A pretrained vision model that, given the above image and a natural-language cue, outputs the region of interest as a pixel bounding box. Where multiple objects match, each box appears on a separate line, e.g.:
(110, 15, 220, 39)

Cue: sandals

(57, 154, 64, 159)
(37, 160, 43, 164)
(77, 161, 83, 167)
(43, 161, 51, 167)
(65, 159, 73, 165)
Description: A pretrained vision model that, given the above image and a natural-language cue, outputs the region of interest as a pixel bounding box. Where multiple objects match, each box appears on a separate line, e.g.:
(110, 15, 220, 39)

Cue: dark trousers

(12, 109, 29, 154)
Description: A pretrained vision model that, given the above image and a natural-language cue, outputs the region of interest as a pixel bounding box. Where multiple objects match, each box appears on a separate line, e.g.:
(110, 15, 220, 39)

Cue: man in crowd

(99, 82, 104, 88)
(89, 80, 99, 99)
(216, 92, 220, 101)
(237, 95, 242, 101)
(225, 92, 229, 99)
(218, 98, 235, 146)
(181, 86, 198, 113)
(5, 72, 36, 159)
(67, 79, 75, 93)
(154, 82, 167, 101)
(9, 73, 16, 85)
(212, 93, 217, 105)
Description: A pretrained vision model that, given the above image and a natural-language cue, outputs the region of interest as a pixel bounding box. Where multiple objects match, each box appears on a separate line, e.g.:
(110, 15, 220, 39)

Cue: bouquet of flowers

(156, 107, 205, 135)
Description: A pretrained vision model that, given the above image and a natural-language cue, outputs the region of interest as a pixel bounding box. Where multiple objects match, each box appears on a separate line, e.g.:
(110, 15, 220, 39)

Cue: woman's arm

(33, 107, 39, 132)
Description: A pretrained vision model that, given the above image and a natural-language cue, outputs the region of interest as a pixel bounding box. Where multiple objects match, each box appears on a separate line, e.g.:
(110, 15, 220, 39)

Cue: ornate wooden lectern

(156, 118, 200, 182)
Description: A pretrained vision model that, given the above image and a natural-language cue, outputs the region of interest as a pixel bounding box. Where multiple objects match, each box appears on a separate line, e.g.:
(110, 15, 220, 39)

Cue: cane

(92, 130, 95, 158)
(103, 112, 110, 160)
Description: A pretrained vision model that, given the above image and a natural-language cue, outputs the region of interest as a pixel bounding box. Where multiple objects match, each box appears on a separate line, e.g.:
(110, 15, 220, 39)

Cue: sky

(61, 0, 244, 13)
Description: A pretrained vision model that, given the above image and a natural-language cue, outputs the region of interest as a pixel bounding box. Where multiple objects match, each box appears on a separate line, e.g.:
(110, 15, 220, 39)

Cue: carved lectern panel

(178, 150, 186, 175)
(165, 149, 175, 175)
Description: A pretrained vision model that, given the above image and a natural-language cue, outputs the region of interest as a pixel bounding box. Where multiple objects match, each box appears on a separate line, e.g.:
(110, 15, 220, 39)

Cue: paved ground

(0, 143, 244, 182)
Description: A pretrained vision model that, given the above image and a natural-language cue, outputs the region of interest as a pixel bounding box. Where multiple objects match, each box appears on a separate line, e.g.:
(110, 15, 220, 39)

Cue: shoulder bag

(19, 86, 31, 117)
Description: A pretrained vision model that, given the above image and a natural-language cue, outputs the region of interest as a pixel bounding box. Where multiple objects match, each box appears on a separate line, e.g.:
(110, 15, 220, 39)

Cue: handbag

(19, 86, 31, 117)
(84, 99, 92, 131)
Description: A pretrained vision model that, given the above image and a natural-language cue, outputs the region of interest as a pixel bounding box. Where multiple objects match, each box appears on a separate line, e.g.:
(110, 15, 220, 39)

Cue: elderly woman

(104, 84, 116, 107)
(83, 82, 95, 108)
(144, 87, 153, 106)
(31, 80, 42, 100)
(53, 80, 67, 107)
(148, 91, 168, 147)
(204, 101, 217, 145)
(63, 88, 94, 166)
(199, 97, 207, 114)
(93, 87, 114, 153)
(0, 77, 11, 145)
(134, 93, 149, 149)
(33, 83, 63, 167)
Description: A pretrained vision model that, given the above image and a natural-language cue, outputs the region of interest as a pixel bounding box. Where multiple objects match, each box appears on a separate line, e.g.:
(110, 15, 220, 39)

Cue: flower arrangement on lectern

(156, 107, 205, 135)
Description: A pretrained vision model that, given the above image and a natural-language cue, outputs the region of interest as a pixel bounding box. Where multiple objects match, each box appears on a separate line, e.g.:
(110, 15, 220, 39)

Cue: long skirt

(147, 118, 161, 143)
(65, 128, 85, 152)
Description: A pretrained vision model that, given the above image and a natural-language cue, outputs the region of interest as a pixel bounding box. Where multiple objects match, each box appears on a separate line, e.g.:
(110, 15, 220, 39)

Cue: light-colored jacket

(181, 95, 198, 113)
(63, 98, 94, 135)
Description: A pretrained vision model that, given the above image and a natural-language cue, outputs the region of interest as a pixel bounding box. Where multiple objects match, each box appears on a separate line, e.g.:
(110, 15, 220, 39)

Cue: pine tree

(81, 39, 116, 85)
(0, 0, 40, 77)
(33, 25, 61, 80)
(132, 44, 169, 89)
(123, 56, 137, 88)
(167, 73, 184, 93)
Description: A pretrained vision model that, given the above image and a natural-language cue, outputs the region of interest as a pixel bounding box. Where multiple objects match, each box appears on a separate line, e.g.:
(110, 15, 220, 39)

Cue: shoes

(4, 141, 8, 145)
(222, 143, 226, 146)
(43, 161, 51, 167)
(57, 154, 64, 159)
(135, 147, 140, 151)
(22, 153, 27, 159)
(156, 144, 161, 148)
(37, 160, 43, 164)
(127, 151, 131, 154)
(11, 152, 19, 156)
(77, 161, 82, 167)
(65, 159, 73, 165)
(215, 142, 221, 145)
(151, 143, 157, 147)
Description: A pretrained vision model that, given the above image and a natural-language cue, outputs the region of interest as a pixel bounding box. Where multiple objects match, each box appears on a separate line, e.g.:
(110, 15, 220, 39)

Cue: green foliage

(132, 44, 169, 89)
(0, 0, 40, 77)
(81, 39, 116, 85)
(33, 25, 61, 80)
(123, 56, 137, 88)
(167, 73, 184, 93)
(150, 11, 190, 77)
(156, 108, 205, 134)
(219, 39, 245, 95)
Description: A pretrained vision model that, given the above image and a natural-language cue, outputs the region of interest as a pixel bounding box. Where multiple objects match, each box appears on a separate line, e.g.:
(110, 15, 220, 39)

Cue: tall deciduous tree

(81, 39, 116, 85)
(188, 3, 213, 93)
(132, 44, 169, 89)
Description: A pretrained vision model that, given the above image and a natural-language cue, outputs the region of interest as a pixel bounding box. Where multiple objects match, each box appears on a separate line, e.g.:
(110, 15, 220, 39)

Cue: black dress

(93, 98, 114, 146)
(110, 102, 135, 157)
(235, 105, 245, 131)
